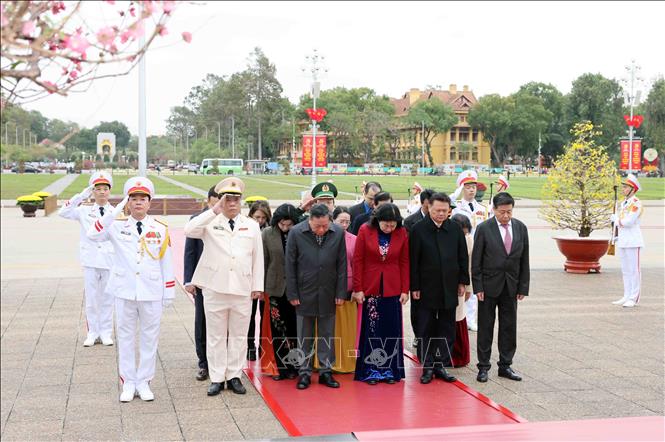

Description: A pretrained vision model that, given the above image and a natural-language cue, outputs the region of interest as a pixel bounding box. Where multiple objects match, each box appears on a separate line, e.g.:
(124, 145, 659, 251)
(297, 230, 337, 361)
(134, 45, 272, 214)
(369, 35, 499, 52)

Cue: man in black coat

(472, 192, 530, 383)
(184, 187, 219, 381)
(410, 192, 469, 384)
(349, 191, 393, 235)
(285, 204, 348, 390)
(349, 181, 382, 222)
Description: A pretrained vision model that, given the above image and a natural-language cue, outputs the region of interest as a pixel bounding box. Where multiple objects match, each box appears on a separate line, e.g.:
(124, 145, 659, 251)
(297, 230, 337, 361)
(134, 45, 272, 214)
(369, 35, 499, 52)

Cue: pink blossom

(104, 0, 115, 4)
(21, 20, 36, 36)
(42, 81, 57, 93)
(120, 20, 145, 43)
(157, 25, 168, 37)
(143, 1, 156, 15)
(162, 1, 176, 13)
(181, 31, 192, 43)
(69, 70, 78, 80)
(65, 32, 90, 56)
(96, 26, 116, 47)
(51, 1, 66, 14)
(1, 5, 8, 27)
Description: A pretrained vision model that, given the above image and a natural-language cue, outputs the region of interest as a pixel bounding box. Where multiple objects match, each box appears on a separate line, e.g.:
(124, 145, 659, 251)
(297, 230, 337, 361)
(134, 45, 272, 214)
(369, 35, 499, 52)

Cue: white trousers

(82, 267, 113, 338)
(202, 289, 252, 382)
(465, 293, 478, 327)
(115, 298, 163, 386)
(619, 247, 641, 303)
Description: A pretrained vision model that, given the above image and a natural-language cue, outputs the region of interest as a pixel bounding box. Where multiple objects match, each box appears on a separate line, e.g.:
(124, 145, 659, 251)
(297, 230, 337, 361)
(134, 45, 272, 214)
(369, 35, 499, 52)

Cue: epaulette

(115, 215, 128, 221)
(155, 218, 168, 227)
(81, 202, 94, 206)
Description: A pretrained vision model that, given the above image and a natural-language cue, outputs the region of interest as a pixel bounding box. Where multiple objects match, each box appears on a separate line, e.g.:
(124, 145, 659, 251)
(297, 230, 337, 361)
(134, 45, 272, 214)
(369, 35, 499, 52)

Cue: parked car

(12, 165, 42, 173)
(187, 164, 199, 174)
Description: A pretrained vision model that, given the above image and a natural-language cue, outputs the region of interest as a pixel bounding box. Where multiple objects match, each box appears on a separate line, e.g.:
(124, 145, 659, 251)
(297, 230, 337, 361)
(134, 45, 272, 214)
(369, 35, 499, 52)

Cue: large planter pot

(19, 203, 39, 218)
(553, 236, 610, 274)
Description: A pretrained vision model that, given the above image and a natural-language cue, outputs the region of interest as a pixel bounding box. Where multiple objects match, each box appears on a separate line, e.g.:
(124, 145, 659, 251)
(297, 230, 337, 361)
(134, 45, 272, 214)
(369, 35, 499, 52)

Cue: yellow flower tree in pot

(540, 121, 620, 273)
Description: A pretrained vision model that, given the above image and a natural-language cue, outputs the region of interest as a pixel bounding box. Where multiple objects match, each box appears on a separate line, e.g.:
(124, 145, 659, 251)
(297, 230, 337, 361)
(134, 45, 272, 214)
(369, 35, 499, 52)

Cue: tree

(94, 121, 130, 148)
(516, 82, 568, 157)
(540, 122, 618, 237)
(404, 99, 457, 167)
(567, 73, 625, 154)
(644, 77, 665, 172)
(1, 1, 188, 103)
(468, 94, 512, 166)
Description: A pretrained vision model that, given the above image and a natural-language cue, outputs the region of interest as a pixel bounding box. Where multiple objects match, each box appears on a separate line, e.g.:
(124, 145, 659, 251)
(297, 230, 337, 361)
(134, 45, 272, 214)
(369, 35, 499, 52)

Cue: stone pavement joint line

(40, 173, 79, 195)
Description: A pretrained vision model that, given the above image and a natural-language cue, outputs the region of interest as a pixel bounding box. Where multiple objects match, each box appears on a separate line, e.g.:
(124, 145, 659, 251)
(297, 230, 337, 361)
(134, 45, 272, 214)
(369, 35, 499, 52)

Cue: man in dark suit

(472, 192, 529, 383)
(184, 186, 219, 381)
(285, 204, 348, 390)
(349, 181, 382, 222)
(404, 188, 434, 233)
(410, 193, 469, 384)
(349, 191, 393, 235)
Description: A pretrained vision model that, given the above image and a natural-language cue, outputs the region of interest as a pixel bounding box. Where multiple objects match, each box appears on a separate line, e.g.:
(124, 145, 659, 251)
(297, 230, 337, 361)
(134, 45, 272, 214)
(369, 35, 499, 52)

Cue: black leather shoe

(318, 372, 340, 388)
(285, 371, 298, 380)
(433, 367, 457, 383)
(420, 369, 434, 384)
(367, 379, 378, 385)
(207, 382, 224, 396)
(227, 378, 247, 394)
(386, 378, 396, 384)
(196, 368, 209, 381)
(272, 374, 285, 381)
(477, 369, 489, 383)
(498, 367, 522, 381)
(296, 374, 311, 390)
(247, 348, 257, 361)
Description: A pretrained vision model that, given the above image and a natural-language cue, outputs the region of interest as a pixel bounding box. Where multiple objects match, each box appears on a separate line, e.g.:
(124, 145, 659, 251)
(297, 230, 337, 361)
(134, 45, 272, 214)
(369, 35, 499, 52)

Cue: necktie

(469, 202, 474, 212)
(136, 221, 143, 235)
(502, 224, 512, 254)
(99, 207, 104, 216)
(229, 219, 235, 231)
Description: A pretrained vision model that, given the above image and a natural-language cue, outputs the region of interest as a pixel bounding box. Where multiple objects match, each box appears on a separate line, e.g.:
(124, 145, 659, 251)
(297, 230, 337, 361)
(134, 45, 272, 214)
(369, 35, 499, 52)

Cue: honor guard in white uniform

(87, 177, 175, 402)
(451, 170, 488, 332)
(184, 177, 264, 397)
(610, 174, 644, 308)
(406, 182, 424, 216)
(488, 175, 510, 218)
(59, 171, 115, 347)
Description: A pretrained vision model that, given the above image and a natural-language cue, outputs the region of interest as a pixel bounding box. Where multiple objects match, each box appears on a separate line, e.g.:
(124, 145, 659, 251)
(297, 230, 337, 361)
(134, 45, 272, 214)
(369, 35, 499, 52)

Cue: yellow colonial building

(390, 84, 491, 166)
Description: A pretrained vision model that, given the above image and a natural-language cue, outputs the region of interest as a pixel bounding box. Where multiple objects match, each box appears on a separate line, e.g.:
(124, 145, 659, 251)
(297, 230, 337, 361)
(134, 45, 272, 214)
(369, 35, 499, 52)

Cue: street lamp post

(624, 60, 642, 175)
(302, 49, 326, 189)
(216, 121, 221, 154)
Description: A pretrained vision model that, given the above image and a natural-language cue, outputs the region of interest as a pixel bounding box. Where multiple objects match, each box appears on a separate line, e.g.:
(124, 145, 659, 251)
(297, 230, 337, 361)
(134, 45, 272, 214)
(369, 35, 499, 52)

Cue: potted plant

(32, 191, 52, 209)
(540, 122, 619, 273)
(16, 195, 42, 217)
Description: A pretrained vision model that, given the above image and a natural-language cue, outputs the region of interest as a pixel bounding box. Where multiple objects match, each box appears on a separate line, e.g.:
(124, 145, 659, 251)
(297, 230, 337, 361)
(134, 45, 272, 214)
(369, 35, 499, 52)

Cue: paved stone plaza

(1, 203, 663, 440)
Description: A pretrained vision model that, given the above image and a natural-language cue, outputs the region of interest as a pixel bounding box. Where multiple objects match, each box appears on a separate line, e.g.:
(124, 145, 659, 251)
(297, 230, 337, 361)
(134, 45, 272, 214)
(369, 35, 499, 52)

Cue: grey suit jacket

(285, 220, 348, 316)
(471, 217, 530, 298)
(262, 226, 287, 298)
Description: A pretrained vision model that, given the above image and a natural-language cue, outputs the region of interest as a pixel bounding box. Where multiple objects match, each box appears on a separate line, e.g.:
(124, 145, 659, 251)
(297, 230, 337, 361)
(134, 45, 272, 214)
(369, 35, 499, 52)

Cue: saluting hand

(112, 195, 129, 217)
(83, 185, 95, 199)
(212, 194, 225, 215)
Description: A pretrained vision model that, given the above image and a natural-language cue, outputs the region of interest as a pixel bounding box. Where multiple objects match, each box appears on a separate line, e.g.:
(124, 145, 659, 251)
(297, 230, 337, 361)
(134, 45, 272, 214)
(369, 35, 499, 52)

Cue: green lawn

(58, 174, 201, 199)
(0, 174, 64, 200)
(169, 174, 665, 201)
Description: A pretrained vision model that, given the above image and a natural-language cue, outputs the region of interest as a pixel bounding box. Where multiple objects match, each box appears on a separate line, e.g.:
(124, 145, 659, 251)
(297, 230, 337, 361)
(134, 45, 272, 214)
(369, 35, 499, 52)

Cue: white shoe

(119, 383, 136, 402)
(136, 383, 154, 401)
(83, 335, 98, 347)
(100, 336, 114, 346)
(612, 297, 628, 305)
(468, 323, 478, 332)
(622, 300, 637, 308)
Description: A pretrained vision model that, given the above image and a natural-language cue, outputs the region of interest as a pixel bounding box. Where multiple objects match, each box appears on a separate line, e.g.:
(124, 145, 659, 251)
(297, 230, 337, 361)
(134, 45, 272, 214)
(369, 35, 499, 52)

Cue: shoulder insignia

(81, 202, 94, 206)
(155, 218, 168, 227)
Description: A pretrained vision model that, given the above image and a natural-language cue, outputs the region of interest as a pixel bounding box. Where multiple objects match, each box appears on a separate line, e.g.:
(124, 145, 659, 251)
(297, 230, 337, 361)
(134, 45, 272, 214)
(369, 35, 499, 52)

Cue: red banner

(619, 139, 642, 170)
(302, 134, 327, 168)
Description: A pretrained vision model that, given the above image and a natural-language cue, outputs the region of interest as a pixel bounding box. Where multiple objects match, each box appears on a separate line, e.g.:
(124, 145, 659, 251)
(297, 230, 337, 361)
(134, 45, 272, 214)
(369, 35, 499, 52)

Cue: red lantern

(624, 115, 644, 128)
(306, 108, 327, 122)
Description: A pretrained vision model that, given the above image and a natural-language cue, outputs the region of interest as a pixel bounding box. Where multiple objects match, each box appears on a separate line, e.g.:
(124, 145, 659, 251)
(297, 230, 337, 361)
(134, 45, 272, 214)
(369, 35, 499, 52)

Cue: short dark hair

(430, 192, 452, 206)
(310, 203, 330, 219)
(249, 200, 272, 223)
(332, 206, 350, 220)
(207, 186, 217, 199)
(420, 188, 435, 205)
(493, 192, 515, 208)
(364, 181, 382, 194)
(370, 203, 403, 229)
(451, 213, 472, 233)
(270, 203, 299, 227)
(373, 191, 393, 205)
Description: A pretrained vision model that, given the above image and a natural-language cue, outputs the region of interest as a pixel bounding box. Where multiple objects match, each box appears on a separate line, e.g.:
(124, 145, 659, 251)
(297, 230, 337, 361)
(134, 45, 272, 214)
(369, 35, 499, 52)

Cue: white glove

(162, 299, 174, 308)
(610, 214, 617, 223)
(112, 195, 129, 217)
(82, 185, 95, 199)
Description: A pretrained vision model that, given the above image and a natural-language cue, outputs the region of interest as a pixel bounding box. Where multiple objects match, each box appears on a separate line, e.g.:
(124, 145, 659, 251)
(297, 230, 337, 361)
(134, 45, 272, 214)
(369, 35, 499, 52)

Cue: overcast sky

(23, 1, 665, 136)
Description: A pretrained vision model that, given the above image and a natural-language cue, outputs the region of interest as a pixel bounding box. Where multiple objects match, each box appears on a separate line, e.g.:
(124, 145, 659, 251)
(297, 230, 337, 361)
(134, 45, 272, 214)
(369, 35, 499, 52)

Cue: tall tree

(405, 99, 457, 166)
(567, 73, 625, 153)
(516, 82, 568, 157)
(94, 121, 131, 148)
(468, 94, 512, 166)
(644, 77, 665, 172)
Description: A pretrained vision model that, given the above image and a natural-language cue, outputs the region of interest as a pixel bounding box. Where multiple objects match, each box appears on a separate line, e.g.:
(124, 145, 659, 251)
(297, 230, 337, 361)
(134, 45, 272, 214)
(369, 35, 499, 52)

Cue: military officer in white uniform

(451, 170, 488, 332)
(610, 174, 644, 308)
(488, 175, 510, 218)
(184, 177, 264, 396)
(59, 171, 115, 347)
(88, 177, 175, 402)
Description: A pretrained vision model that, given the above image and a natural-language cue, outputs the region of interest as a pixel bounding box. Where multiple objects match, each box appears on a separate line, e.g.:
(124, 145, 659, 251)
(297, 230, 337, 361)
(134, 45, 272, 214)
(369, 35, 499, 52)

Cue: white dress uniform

(451, 170, 488, 331)
(184, 177, 264, 385)
(613, 174, 644, 308)
(87, 177, 175, 401)
(488, 175, 510, 218)
(406, 182, 423, 216)
(59, 172, 115, 345)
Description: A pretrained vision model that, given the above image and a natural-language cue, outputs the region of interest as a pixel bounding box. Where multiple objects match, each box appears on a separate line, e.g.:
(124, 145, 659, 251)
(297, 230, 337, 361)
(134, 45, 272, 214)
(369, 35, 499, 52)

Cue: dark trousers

(296, 314, 336, 376)
(194, 288, 207, 369)
(247, 298, 263, 350)
(414, 305, 456, 369)
(410, 298, 419, 345)
(477, 284, 517, 371)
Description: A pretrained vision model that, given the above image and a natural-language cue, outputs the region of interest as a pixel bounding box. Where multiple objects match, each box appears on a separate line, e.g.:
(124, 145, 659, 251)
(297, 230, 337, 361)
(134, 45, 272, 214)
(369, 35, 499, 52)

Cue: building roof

(390, 85, 478, 116)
